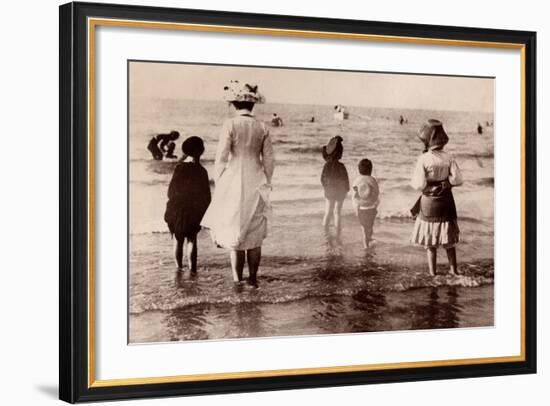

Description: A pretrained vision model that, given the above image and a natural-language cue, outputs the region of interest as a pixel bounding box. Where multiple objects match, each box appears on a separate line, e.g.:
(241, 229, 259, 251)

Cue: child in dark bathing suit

(320, 136, 350, 243)
(164, 136, 211, 273)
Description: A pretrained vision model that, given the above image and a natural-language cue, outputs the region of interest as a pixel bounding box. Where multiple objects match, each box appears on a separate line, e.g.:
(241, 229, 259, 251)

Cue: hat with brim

(223, 80, 266, 104)
(181, 136, 205, 158)
(322, 136, 343, 161)
(418, 119, 449, 150)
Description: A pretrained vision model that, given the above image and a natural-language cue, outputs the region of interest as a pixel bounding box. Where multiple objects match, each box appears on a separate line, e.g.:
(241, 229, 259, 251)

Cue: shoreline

(128, 101, 494, 343)
(129, 210, 494, 342)
(130, 285, 494, 343)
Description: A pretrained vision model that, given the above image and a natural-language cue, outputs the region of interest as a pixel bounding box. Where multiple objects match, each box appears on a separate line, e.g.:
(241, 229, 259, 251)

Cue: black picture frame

(59, 1, 536, 403)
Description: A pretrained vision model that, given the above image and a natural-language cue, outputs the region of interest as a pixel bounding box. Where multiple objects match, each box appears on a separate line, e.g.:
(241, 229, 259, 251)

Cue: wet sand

(129, 210, 494, 343)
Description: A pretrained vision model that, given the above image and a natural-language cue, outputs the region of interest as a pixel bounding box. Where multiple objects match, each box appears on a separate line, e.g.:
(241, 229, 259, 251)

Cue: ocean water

(129, 99, 494, 343)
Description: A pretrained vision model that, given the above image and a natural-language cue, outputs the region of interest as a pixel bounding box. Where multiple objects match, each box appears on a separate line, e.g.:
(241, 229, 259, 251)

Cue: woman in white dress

(410, 119, 463, 276)
(201, 81, 275, 286)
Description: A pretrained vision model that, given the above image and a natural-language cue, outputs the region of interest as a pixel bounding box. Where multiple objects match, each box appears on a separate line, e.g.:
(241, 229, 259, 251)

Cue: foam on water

(129, 100, 494, 235)
(128, 99, 495, 342)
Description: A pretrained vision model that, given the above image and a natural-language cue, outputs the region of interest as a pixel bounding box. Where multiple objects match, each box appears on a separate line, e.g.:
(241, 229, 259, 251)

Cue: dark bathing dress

(164, 162, 211, 241)
(321, 160, 350, 202)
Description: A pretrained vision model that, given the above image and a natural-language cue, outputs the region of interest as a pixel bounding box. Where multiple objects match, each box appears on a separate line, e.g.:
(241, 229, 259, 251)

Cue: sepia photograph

(128, 61, 495, 344)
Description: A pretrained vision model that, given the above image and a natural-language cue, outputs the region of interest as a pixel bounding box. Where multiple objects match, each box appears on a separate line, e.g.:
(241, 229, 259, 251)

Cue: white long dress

(201, 109, 275, 250)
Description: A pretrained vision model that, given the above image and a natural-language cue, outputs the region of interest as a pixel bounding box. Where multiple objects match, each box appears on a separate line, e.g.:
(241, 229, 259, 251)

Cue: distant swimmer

(333, 105, 349, 120)
(399, 115, 405, 125)
(477, 123, 483, 135)
(271, 113, 284, 127)
(310, 116, 315, 123)
(147, 130, 180, 160)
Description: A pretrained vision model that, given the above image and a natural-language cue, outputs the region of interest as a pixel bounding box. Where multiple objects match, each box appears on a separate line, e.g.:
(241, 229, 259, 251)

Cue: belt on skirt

(410, 179, 457, 222)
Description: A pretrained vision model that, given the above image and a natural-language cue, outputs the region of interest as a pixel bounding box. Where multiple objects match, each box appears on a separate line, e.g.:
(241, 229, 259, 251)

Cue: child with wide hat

(410, 119, 463, 276)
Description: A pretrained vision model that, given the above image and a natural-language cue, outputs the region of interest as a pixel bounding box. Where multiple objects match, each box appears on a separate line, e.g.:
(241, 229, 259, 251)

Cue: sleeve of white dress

(449, 156, 463, 186)
(214, 120, 233, 181)
(410, 155, 427, 191)
(262, 128, 275, 184)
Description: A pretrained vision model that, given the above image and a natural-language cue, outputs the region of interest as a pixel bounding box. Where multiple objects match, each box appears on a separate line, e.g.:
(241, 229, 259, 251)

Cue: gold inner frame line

(87, 17, 527, 388)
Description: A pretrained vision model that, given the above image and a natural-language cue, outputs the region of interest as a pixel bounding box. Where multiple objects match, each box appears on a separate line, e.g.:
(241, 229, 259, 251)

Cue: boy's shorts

(358, 208, 377, 229)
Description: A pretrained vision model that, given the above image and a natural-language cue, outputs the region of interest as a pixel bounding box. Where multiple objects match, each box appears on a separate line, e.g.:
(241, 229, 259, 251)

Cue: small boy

(352, 159, 379, 249)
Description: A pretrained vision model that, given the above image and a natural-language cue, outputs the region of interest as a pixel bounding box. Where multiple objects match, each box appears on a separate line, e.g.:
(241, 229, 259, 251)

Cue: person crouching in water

(271, 113, 283, 127)
(410, 119, 463, 276)
(164, 136, 211, 273)
(321, 136, 350, 243)
(352, 158, 379, 249)
(147, 130, 179, 160)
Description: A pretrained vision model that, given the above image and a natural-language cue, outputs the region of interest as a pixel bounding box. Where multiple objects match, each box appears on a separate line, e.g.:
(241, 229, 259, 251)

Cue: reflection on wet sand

(131, 242, 491, 343)
(164, 300, 269, 341)
(410, 287, 462, 330)
(165, 272, 269, 340)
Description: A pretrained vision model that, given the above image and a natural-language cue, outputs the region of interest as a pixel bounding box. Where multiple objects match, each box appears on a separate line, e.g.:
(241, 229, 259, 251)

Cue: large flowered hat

(418, 119, 449, 151)
(223, 80, 266, 104)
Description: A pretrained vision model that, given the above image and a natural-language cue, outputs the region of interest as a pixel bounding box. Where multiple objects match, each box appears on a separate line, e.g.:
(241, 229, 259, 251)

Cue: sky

(129, 61, 494, 113)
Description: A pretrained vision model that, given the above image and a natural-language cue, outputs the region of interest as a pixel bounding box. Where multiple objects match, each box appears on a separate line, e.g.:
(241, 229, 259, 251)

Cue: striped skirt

(410, 217, 460, 248)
